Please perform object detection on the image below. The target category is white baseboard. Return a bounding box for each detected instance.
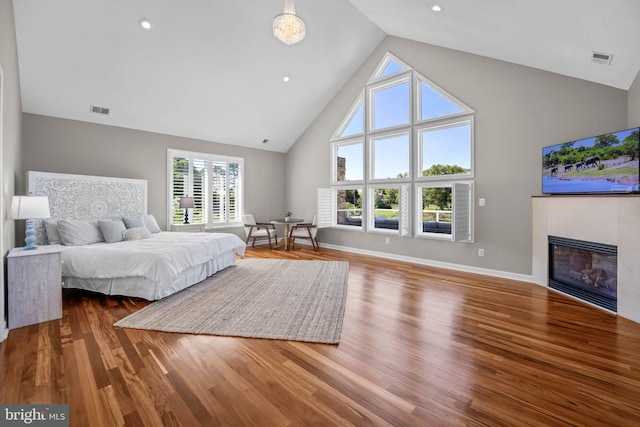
[317,242,535,284]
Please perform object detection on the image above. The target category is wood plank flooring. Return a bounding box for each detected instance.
[2,245,640,426]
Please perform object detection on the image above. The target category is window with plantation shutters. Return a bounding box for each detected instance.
[168,149,244,228]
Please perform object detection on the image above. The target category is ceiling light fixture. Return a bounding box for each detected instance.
[283,76,290,82]
[431,5,443,12]
[138,18,152,30]
[273,0,305,45]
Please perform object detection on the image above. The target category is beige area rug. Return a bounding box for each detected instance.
[114,259,349,344]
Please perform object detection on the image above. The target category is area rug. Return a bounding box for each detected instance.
[114,259,349,344]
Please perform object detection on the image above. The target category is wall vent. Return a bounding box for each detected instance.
[89,105,110,115]
[591,52,613,65]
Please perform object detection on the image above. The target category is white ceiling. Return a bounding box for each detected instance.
[13,0,640,153]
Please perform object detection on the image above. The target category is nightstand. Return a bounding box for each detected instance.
[8,245,63,329]
[170,223,205,233]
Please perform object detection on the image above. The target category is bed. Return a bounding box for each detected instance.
[28,171,246,300]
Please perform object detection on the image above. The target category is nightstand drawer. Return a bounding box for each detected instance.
[170,223,205,233]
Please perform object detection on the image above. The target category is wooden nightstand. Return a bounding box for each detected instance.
[8,245,63,329]
[170,223,206,233]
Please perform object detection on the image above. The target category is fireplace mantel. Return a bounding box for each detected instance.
[532,195,640,323]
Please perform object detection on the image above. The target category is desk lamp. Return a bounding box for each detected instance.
[179,196,195,224]
[11,196,51,250]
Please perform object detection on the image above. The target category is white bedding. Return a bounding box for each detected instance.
[61,231,246,300]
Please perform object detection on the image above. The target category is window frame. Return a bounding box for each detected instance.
[415,117,474,182]
[331,138,365,185]
[368,129,412,183]
[328,51,476,242]
[167,149,244,229]
[367,72,412,134]
[367,184,410,236]
[414,181,473,242]
[332,186,365,231]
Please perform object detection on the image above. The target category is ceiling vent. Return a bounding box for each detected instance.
[89,105,110,115]
[591,52,613,65]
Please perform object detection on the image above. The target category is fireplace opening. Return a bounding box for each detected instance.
[548,235,617,312]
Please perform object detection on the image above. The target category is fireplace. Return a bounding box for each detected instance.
[548,236,617,312]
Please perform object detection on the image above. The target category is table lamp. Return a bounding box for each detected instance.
[11,195,51,250]
[178,196,194,224]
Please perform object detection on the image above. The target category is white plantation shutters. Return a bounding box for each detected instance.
[317,188,332,228]
[228,161,242,222]
[399,184,410,237]
[168,149,244,228]
[211,161,226,224]
[453,182,473,243]
[192,158,207,223]
[172,157,189,224]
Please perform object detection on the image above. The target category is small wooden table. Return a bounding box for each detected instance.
[270,218,304,250]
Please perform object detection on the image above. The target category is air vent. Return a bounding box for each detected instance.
[89,105,110,115]
[591,52,613,65]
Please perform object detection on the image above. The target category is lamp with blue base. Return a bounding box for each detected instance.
[11,196,51,250]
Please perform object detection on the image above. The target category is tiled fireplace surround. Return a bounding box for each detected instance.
[532,196,640,323]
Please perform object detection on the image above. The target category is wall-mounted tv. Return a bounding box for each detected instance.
[542,127,640,194]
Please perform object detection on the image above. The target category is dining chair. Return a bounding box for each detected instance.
[289,215,319,251]
[243,214,278,249]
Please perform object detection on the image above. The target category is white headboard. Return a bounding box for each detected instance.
[27,171,148,243]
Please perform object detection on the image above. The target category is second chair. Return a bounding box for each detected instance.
[289,215,319,251]
[243,214,278,249]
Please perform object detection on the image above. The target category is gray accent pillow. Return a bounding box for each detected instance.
[144,214,162,234]
[123,216,145,229]
[57,219,105,246]
[44,220,61,244]
[123,226,152,241]
[98,219,127,243]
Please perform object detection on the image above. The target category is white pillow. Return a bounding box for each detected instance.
[123,216,145,229]
[57,219,105,246]
[123,226,152,241]
[144,214,162,234]
[98,219,127,243]
[44,220,61,244]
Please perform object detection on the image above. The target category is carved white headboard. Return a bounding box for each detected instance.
[27,171,148,243]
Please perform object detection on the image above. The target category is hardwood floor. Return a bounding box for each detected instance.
[2,245,640,426]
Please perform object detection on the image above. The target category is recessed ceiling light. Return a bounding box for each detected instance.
[283,76,290,82]
[138,18,152,30]
[431,5,443,12]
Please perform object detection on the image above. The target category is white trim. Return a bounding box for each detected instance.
[367,72,412,134]
[331,92,364,141]
[317,241,534,284]
[368,52,411,84]
[414,71,475,123]
[330,138,365,185]
[368,129,412,182]
[0,65,7,342]
[415,117,474,181]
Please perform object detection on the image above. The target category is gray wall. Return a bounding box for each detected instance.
[630,70,640,127]
[1,0,23,339]
[22,114,286,238]
[286,36,628,276]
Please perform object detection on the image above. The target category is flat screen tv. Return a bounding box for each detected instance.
[542,127,640,194]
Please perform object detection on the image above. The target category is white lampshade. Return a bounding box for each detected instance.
[178,196,195,209]
[10,196,51,220]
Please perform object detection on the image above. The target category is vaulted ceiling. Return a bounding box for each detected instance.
[13,0,640,153]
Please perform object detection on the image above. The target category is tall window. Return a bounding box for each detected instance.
[328,52,475,242]
[168,149,244,228]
